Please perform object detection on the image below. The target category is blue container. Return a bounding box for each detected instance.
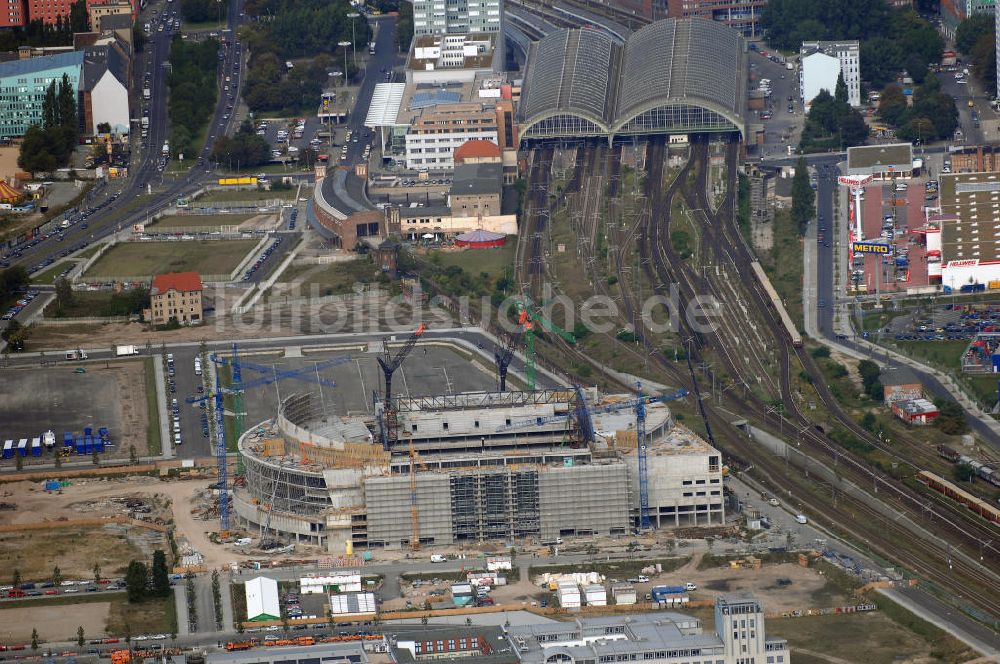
[44,480,60,491]
[31,440,41,457]
[98,427,109,441]
[75,436,85,455]
[95,439,105,453]
[63,432,73,447]
[84,426,93,437]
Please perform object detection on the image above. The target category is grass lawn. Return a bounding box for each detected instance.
[106,592,177,637]
[144,357,162,456]
[278,258,380,297]
[84,240,256,278]
[0,528,143,581]
[768,603,973,664]
[31,260,74,285]
[888,339,968,371]
[197,188,298,203]
[427,242,516,280]
[150,213,256,228]
[44,291,115,318]
[761,209,803,328]
[75,243,105,259]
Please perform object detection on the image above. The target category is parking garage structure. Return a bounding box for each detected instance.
[517,18,749,143]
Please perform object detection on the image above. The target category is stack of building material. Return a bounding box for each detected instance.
[451,583,474,606]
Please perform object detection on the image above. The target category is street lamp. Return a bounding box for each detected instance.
[338,41,352,86]
[347,12,360,66]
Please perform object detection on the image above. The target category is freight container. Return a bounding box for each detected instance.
[611,583,636,605]
[99,426,110,441]
[17,438,28,457]
[2,440,13,459]
[989,280,1000,290]
[584,584,607,606]
[95,438,105,453]
[75,436,86,455]
[557,580,581,608]
[63,432,73,447]
[115,345,139,356]
[30,438,41,457]
[42,430,55,448]
[84,426,92,437]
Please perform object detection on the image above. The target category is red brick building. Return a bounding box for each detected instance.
[665,0,765,38]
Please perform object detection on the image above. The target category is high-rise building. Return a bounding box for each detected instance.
[412,0,502,36]
[665,0,766,38]
[0,0,26,28]
[800,40,862,108]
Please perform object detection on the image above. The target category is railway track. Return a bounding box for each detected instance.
[515,141,1000,623]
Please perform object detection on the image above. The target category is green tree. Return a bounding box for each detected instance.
[934,398,969,435]
[971,32,997,92]
[18,125,58,173]
[94,562,101,583]
[92,448,100,465]
[395,0,413,51]
[151,549,170,597]
[69,0,88,32]
[953,462,975,482]
[791,157,814,234]
[12,569,21,587]
[878,84,907,126]
[125,560,149,603]
[51,277,78,312]
[51,565,62,586]
[77,626,85,647]
[834,72,848,106]
[30,628,38,650]
[42,81,57,129]
[956,12,994,54]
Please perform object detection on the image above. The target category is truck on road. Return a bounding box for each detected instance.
[65,349,88,360]
[143,88,151,100]
[115,345,139,356]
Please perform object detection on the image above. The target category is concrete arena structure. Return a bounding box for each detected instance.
[234,389,726,552]
[518,18,749,142]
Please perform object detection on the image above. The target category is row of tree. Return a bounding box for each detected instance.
[798,76,868,153]
[180,0,227,24]
[167,36,219,159]
[18,74,79,173]
[955,14,997,95]
[762,0,942,90]
[210,120,272,167]
[877,75,959,144]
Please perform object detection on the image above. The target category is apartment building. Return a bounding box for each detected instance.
[148,271,204,326]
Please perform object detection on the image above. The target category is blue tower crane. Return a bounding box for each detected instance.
[188,347,354,537]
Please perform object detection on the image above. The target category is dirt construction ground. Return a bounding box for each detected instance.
[0,362,147,465]
[0,477,252,569]
[2,602,111,641]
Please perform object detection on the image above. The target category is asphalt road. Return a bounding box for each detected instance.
[3,0,248,278]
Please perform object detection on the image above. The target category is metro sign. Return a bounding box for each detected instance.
[852,241,891,254]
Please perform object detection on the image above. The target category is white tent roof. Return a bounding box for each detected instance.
[245,576,280,620]
[365,83,407,127]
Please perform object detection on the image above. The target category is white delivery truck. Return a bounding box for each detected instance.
[143,88,151,100]
[115,345,139,356]
[65,349,88,360]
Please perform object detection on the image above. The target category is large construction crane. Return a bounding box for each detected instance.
[494,312,526,391]
[515,299,575,390]
[497,385,689,529]
[189,346,354,537]
[377,324,427,403]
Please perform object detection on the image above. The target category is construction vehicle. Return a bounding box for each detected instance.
[224,640,257,651]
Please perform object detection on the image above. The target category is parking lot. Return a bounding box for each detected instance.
[0,363,142,464]
[882,301,1000,341]
[851,179,933,294]
[256,116,325,163]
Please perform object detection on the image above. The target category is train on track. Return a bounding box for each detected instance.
[916,470,1000,524]
[749,261,802,347]
[936,445,1000,488]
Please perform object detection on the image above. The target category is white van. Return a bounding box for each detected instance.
[430,554,447,563]
[795,514,808,524]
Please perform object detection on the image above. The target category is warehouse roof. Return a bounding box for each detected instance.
[451,162,502,196]
[519,18,747,138]
[846,143,913,171]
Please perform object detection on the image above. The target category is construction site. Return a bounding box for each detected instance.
[227,328,727,553]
